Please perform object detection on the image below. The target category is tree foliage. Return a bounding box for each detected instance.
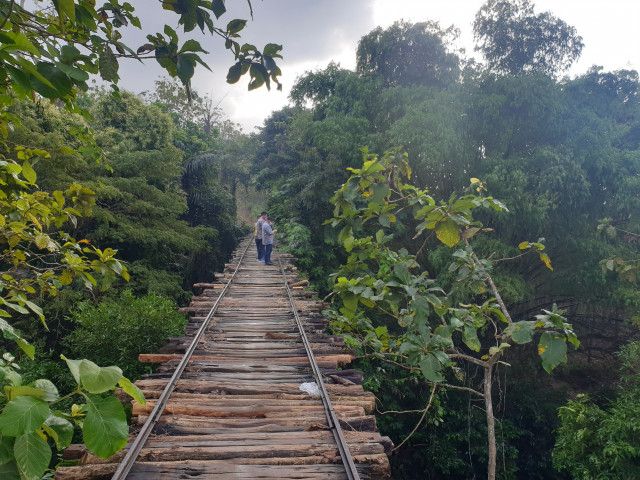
[473,0,583,77]
[325,149,578,479]
[145,77,240,137]
[553,341,640,479]
[356,20,461,88]
[0,1,282,476]
[0,152,129,351]
[0,0,281,101]
[259,11,640,476]
[65,290,187,379]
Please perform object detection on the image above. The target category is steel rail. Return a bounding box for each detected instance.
[276,248,362,480]
[111,239,253,480]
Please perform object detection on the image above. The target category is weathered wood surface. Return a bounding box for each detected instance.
[55,244,391,479]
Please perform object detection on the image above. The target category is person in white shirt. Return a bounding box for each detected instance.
[262,216,276,265]
[255,211,267,262]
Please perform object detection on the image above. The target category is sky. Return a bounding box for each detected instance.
[118,0,640,132]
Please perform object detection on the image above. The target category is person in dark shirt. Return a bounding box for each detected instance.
[255,211,267,262]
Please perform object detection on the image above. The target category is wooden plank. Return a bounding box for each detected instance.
[56,457,390,480]
[56,245,390,480]
[134,414,378,432]
[138,353,355,365]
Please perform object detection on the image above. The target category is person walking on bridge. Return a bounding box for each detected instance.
[255,211,267,262]
[262,216,276,266]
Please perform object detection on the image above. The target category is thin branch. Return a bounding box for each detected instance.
[372,356,419,371]
[492,250,534,263]
[465,239,513,325]
[357,352,409,361]
[392,383,438,451]
[489,315,498,338]
[431,381,485,397]
[358,352,486,396]
[0,0,15,30]
[611,226,640,238]
[415,233,430,259]
[375,304,402,323]
[448,352,489,368]
[377,407,433,415]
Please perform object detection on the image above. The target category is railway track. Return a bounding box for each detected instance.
[55,239,392,479]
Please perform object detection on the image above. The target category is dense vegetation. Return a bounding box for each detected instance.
[0,0,637,478]
[251,3,640,479]
[0,0,274,477]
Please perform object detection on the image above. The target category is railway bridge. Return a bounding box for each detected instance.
[55,239,392,480]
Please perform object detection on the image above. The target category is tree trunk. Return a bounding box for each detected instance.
[484,360,497,480]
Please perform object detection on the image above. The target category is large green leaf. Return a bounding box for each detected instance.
[0,460,19,480]
[419,353,444,382]
[55,63,90,82]
[82,394,128,458]
[370,182,390,203]
[263,43,283,58]
[21,160,36,185]
[0,31,40,55]
[79,360,122,394]
[176,55,195,84]
[0,367,22,387]
[0,434,15,465]
[0,397,49,437]
[30,62,73,99]
[60,45,83,63]
[99,45,119,82]
[248,63,266,90]
[505,321,535,344]
[33,379,59,402]
[179,39,206,54]
[55,0,76,22]
[412,295,430,325]
[210,0,226,19]
[343,234,354,252]
[61,356,82,385]
[15,339,34,360]
[44,415,73,449]
[462,326,481,351]
[0,319,34,359]
[435,219,460,247]
[5,64,32,96]
[0,319,24,342]
[226,19,247,34]
[342,293,357,314]
[118,378,145,406]
[538,332,567,373]
[3,386,46,402]
[393,263,411,285]
[14,432,51,480]
[226,61,242,84]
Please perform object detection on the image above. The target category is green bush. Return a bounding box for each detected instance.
[553,341,640,480]
[65,290,187,379]
[276,220,338,295]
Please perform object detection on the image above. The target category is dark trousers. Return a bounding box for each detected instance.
[264,244,273,264]
[255,238,264,260]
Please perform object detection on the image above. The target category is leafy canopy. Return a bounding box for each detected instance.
[473,0,583,77]
[326,148,579,480]
[327,149,578,381]
[356,20,461,88]
[0,0,282,104]
[553,341,640,480]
